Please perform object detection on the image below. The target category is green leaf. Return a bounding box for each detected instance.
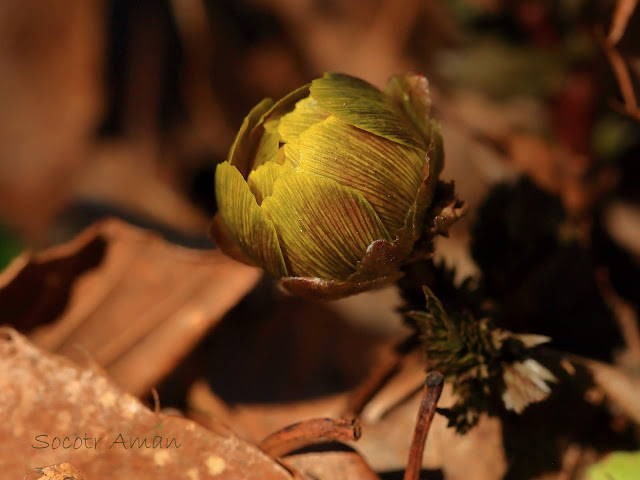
[228,98,275,177]
[262,173,391,280]
[297,116,426,236]
[0,223,22,270]
[310,73,424,150]
[422,285,448,324]
[587,451,640,480]
[214,162,287,277]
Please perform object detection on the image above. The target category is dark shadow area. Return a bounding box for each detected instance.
[0,235,106,332]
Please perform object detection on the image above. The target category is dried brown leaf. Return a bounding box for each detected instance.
[74,143,211,235]
[0,329,292,479]
[0,218,261,396]
[284,451,380,480]
[189,348,507,479]
[27,463,84,480]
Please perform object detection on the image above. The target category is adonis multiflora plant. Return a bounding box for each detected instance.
[211,72,555,435]
[210,73,464,299]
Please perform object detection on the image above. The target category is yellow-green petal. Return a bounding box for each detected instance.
[247,158,294,205]
[384,73,433,146]
[279,96,330,143]
[215,162,287,277]
[262,173,391,280]
[278,96,330,168]
[310,73,423,149]
[228,98,275,177]
[298,116,426,236]
[248,85,311,171]
[252,119,281,169]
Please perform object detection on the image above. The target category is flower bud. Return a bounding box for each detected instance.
[210,72,449,299]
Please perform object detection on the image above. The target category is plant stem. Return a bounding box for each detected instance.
[260,417,361,458]
[404,371,444,480]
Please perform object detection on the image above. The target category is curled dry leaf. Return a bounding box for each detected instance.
[0,218,261,396]
[0,329,293,479]
[27,463,84,480]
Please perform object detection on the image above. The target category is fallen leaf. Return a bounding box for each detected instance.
[73,142,211,236]
[27,463,84,480]
[188,348,508,479]
[285,450,380,480]
[0,218,261,396]
[0,328,292,479]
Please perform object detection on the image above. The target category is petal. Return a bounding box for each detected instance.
[252,119,281,169]
[428,120,445,177]
[247,158,294,205]
[279,96,330,143]
[228,98,275,177]
[208,214,254,265]
[298,116,426,236]
[214,162,287,277]
[384,73,433,146]
[282,140,301,169]
[261,173,391,280]
[279,96,330,168]
[248,85,311,171]
[310,73,424,149]
[392,125,446,251]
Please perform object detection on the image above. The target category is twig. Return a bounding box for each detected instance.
[608,0,638,45]
[570,354,640,424]
[596,269,640,358]
[260,418,361,458]
[150,387,161,415]
[404,371,444,480]
[598,26,640,122]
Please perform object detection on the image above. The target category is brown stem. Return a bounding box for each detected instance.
[260,417,361,458]
[404,371,444,480]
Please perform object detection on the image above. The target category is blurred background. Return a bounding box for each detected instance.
[2,2,640,477]
[2,0,640,379]
[0,0,637,259]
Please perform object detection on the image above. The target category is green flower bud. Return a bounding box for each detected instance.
[210,73,446,299]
